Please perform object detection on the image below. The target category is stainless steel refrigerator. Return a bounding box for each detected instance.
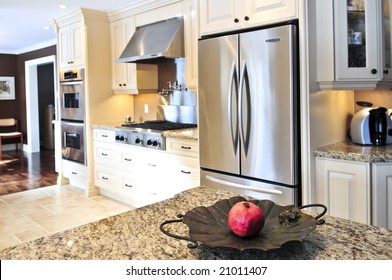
[198,23,299,206]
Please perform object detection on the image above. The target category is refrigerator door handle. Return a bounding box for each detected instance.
[239,62,251,156]
[228,61,238,155]
[206,175,283,195]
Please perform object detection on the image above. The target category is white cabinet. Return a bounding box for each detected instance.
[372,163,392,230]
[93,128,200,207]
[110,16,138,94]
[316,0,392,89]
[58,21,84,69]
[62,159,88,190]
[316,158,371,225]
[184,0,198,91]
[199,0,298,36]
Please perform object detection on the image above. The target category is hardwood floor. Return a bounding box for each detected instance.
[0,149,58,196]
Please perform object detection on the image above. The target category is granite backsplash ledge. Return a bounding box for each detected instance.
[313,141,392,163]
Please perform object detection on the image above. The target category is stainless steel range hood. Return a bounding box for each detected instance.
[116,17,184,64]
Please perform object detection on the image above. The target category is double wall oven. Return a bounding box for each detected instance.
[59,68,86,165]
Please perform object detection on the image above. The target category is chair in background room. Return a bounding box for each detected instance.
[0,118,23,160]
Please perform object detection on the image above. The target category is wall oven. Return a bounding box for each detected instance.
[59,68,85,121]
[61,120,85,165]
[59,68,86,165]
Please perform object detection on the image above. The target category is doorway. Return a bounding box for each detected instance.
[25,55,57,149]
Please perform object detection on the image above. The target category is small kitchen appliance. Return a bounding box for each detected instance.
[350,107,392,145]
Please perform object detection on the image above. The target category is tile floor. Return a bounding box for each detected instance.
[0,184,134,251]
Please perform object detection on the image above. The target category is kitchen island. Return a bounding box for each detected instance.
[1,186,392,260]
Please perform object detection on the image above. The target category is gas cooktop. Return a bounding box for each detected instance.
[115,121,197,150]
[121,120,197,132]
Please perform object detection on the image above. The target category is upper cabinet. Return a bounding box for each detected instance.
[199,0,298,36]
[184,0,198,92]
[58,21,84,69]
[317,0,392,90]
[110,16,138,94]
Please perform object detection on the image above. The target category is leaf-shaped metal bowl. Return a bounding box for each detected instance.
[160,196,327,251]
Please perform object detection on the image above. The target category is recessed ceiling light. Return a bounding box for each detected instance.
[59,4,67,9]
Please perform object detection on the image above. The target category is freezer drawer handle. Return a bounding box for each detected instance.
[206,175,283,195]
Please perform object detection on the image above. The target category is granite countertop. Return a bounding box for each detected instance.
[314,141,392,163]
[91,123,198,141]
[1,186,392,260]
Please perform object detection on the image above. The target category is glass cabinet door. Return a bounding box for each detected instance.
[383,0,392,80]
[334,0,380,80]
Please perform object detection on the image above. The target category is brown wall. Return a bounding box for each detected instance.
[0,45,56,143]
[0,54,18,120]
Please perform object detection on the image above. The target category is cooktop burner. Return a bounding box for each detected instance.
[121,120,197,131]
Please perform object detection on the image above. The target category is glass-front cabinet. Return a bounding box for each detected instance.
[383,0,392,80]
[334,0,379,80]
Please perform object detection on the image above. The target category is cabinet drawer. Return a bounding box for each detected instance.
[94,142,117,167]
[63,160,87,182]
[93,129,115,143]
[166,138,199,157]
[94,165,118,191]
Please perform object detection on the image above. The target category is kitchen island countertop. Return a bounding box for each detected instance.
[1,186,392,260]
[314,141,392,163]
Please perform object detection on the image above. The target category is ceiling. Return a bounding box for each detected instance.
[0,0,144,54]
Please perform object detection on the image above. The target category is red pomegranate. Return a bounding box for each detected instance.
[228,201,265,237]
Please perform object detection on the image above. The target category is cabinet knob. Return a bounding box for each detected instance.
[234,18,239,23]
[384,69,389,75]
[371,69,377,74]
[244,16,249,21]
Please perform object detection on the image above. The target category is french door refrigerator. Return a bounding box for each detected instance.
[198,23,300,206]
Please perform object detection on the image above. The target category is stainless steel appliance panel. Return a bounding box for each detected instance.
[198,34,240,175]
[240,25,298,185]
[61,121,85,165]
[60,81,85,121]
[201,170,296,206]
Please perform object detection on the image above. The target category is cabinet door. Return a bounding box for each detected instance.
[199,0,242,36]
[243,0,297,28]
[334,0,380,80]
[110,17,137,93]
[372,163,392,230]
[184,0,198,92]
[382,0,392,80]
[316,158,371,224]
[58,22,84,69]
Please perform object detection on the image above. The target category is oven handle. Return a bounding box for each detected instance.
[60,81,83,86]
[61,120,84,127]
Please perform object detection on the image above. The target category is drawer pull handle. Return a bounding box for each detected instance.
[181,170,191,174]
[148,163,157,167]
[101,134,108,138]
[72,172,77,175]
[125,184,132,188]
[124,158,132,161]
[181,146,192,150]
[102,176,109,180]
[101,153,108,156]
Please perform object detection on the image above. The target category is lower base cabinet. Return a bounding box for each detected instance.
[93,129,200,208]
[316,157,392,229]
[316,158,371,225]
[372,163,392,230]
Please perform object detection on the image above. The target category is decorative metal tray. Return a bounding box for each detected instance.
[160,196,327,251]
